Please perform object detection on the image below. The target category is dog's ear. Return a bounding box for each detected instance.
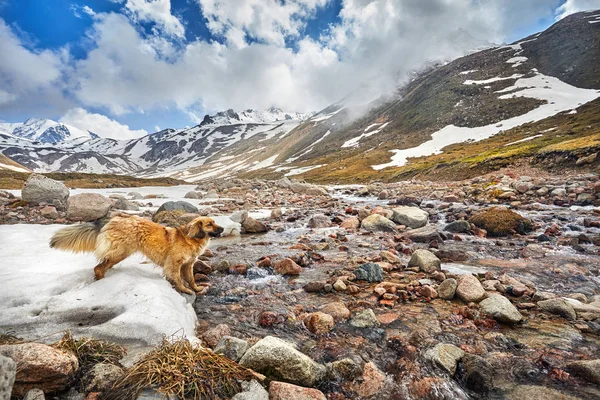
[186,220,206,239]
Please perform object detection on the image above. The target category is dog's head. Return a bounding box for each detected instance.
[185,217,224,239]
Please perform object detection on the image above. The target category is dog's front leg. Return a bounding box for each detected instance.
[181,261,203,293]
[164,257,194,295]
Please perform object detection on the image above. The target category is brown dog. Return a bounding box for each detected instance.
[49,214,223,294]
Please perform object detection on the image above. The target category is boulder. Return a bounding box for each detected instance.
[425,343,465,375]
[242,217,268,233]
[565,359,600,384]
[537,298,577,320]
[353,263,383,283]
[0,354,16,400]
[113,197,140,211]
[152,210,188,227]
[360,214,397,233]
[403,226,442,243]
[350,309,380,328]
[307,214,331,229]
[239,336,326,387]
[0,343,78,396]
[269,382,326,400]
[289,182,328,196]
[231,380,268,400]
[21,174,69,208]
[438,278,458,300]
[83,363,123,392]
[444,220,471,233]
[67,193,112,221]
[479,295,523,324]
[274,258,302,275]
[349,362,385,398]
[391,206,429,228]
[184,191,202,199]
[214,336,249,362]
[407,249,441,273]
[456,274,486,303]
[156,201,199,214]
[304,312,335,334]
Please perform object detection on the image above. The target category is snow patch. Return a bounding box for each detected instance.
[459,69,478,75]
[463,74,524,85]
[342,122,389,148]
[249,154,279,171]
[504,134,543,146]
[283,164,326,176]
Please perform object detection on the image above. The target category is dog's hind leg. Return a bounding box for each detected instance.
[181,261,202,293]
[93,252,129,280]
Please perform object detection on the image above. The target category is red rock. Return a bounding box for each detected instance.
[304,312,335,334]
[350,362,385,398]
[194,273,209,282]
[193,260,213,274]
[420,286,438,298]
[202,324,230,348]
[377,313,399,324]
[229,264,248,275]
[269,381,326,400]
[274,258,303,275]
[257,257,272,268]
[320,302,351,321]
[259,311,283,327]
[340,216,360,229]
[379,299,396,307]
[203,248,215,257]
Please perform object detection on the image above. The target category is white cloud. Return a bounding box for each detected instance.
[123,0,185,37]
[60,108,148,139]
[555,0,600,19]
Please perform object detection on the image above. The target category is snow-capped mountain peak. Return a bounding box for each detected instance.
[200,107,314,126]
[0,118,95,143]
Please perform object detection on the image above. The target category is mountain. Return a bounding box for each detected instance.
[0,118,97,143]
[200,107,314,126]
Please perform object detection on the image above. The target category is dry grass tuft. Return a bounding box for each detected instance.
[469,207,533,237]
[0,333,23,345]
[104,338,257,400]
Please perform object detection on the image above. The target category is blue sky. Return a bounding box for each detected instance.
[0,0,596,139]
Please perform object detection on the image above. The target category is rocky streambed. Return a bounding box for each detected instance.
[1,171,600,399]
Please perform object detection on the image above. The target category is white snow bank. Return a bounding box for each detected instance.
[279,164,326,176]
[342,122,389,148]
[0,225,198,345]
[504,134,543,146]
[459,69,478,75]
[0,162,29,173]
[374,72,600,170]
[463,74,523,85]
[249,154,279,171]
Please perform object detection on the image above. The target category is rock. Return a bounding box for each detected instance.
[22,389,44,400]
[67,193,112,221]
[565,359,600,384]
[156,201,199,214]
[128,192,143,200]
[340,216,360,229]
[113,197,140,211]
[21,174,69,208]
[391,206,429,228]
[349,362,385,398]
[202,324,231,348]
[242,217,268,233]
[550,188,567,197]
[307,214,331,228]
[438,278,458,300]
[288,182,328,196]
[0,343,78,396]
[420,286,438,298]
[380,250,402,264]
[205,189,219,199]
[479,295,523,324]
[304,312,335,334]
[505,385,580,400]
[152,210,188,227]
[40,205,59,219]
[0,354,16,400]
[214,336,249,362]
[330,358,363,381]
[320,302,350,321]
[231,210,249,224]
[403,226,442,243]
[425,343,465,375]
[353,263,383,282]
[458,354,494,393]
[211,216,242,236]
[274,258,302,275]
[444,220,471,233]
[83,363,123,392]
[469,208,533,237]
[184,191,202,199]
[360,214,397,233]
[239,336,326,387]
[270,208,283,219]
[333,279,347,292]
[407,249,441,273]
[231,380,268,400]
[269,382,326,400]
[537,298,577,320]
[456,274,486,303]
[350,309,380,328]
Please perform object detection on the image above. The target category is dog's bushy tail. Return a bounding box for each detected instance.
[50,219,107,253]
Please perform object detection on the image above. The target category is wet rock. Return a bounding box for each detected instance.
[350,309,380,328]
[360,214,397,233]
[246,267,269,280]
[40,205,59,219]
[259,311,283,327]
[242,217,268,233]
[304,282,326,293]
[231,380,268,400]
[458,354,493,393]
[274,258,302,276]
[22,389,44,400]
[231,210,248,224]
[333,279,347,292]
[391,206,428,228]
[456,274,486,303]
[0,354,16,400]
[214,336,249,362]
[271,208,283,219]
[113,198,140,211]
[320,302,351,321]
[67,193,112,221]
[505,385,580,400]
[407,249,441,273]
[537,298,577,320]
[349,362,385,398]
[239,336,326,387]
[340,216,360,229]
[304,312,335,334]
[403,225,442,243]
[0,343,78,396]
[269,381,326,400]
[307,214,332,229]
[353,263,383,283]
[438,278,458,300]
[156,201,199,214]
[83,363,123,392]
[425,343,465,375]
[565,359,600,384]
[330,358,363,381]
[479,295,523,324]
[468,208,533,237]
[444,220,471,233]
[202,324,231,348]
[21,174,69,208]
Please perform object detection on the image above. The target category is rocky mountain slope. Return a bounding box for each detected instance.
[0,118,97,143]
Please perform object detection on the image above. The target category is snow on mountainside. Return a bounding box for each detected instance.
[200,107,313,126]
[0,118,97,143]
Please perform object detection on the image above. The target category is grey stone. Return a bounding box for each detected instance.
[67,193,112,221]
[184,191,202,199]
[23,389,44,400]
[21,174,69,208]
[156,201,199,214]
[438,278,458,300]
[0,355,16,400]
[231,380,268,400]
[407,249,441,273]
[444,220,471,233]
[565,359,600,384]
[479,295,523,324]
[425,343,465,375]
[353,263,383,283]
[239,336,326,387]
[391,206,429,228]
[242,217,268,233]
[214,336,249,362]
[360,214,397,233]
[538,298,577,320]
[307,214,331,228]
[456,274,486,303]
[349,309,380,328]
[231,210,249,224]
[113,197,140,211]
[83,363,124,392]
[403,225,442,243]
